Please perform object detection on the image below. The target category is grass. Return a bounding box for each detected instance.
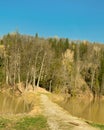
[0,117,10,129]
[0,115,49,130]
[87,122,104,130]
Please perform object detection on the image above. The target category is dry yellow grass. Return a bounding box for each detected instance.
[22,90,42,116]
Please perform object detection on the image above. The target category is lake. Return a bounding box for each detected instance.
[58,98,104,124]
[0,92,32,114]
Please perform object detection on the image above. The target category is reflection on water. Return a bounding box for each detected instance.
[59,98,104,124]
[0,92,32,114]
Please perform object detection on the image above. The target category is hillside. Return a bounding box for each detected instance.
[0,33,104,100]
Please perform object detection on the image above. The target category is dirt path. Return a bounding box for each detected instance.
[40,94,99,130]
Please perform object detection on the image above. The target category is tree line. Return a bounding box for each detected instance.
[0,32,104,98]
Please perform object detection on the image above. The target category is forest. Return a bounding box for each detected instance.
[0,32,104,99]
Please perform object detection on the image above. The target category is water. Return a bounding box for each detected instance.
[0,92,32,114]
[59,98,104,124]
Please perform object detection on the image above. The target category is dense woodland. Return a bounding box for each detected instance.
[0,32,104,99]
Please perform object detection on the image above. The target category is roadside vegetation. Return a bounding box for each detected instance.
[88,122,104,130]
[0,115,48,130]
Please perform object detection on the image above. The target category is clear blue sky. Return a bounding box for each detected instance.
[0,0,104,43]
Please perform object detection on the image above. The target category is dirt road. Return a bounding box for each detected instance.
[40,94,99,130]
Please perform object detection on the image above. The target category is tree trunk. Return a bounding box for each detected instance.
[37,53,46,87]
[33,51,39,89]
[91,68,96,100]
[18,69,20,83]
[6,71,9,85]
[49,80,52,92]
[13,72,16,86]
[33,69,36,89]
[26,72,29,90]
[17,55,21,83]
[5,58,9,85]
[91,69,95,91]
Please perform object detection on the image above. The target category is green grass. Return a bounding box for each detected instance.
[0,117,10,129]
[0,115,49,130]
[14,115,48,130]
[88,122,104,130]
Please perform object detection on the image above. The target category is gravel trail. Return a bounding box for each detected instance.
[40,94,99,130]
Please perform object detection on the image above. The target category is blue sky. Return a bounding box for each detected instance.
[0,0,104,43]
